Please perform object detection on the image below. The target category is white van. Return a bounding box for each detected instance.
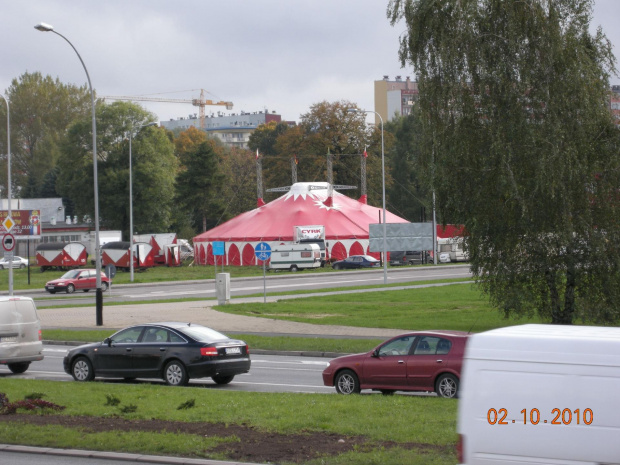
[269,243,321,272]
[0,296,44,374]
[457,324,620,464]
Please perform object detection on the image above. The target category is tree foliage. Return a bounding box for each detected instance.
[0,72,90,197]
[176,139,225,232]
[385,109,431,222]
[254,101,391,206]
[56,102,177,238]
[389,0,620,324]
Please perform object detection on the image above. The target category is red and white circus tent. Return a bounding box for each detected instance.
[193,182,410,266]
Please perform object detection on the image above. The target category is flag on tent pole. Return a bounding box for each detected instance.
[256,148,259,159]
[363,146,368,158]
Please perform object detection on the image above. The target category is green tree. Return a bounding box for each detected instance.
[0,72,90,197]
[389,0,620,324]
[218,147,257,219]
[271,101,390,206]
[176,139,225,232]
[385,109,431,222]
[57,102,177,238]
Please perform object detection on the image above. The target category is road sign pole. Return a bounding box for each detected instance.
[254,242,271,304]
[263,260,267,303]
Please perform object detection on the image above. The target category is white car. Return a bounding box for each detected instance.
[0,256,29,269]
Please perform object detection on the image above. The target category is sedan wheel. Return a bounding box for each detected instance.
[333,264,340,270]
[72,356,95,382]
[164,360,189,386]
[66,284,75,294]
[19,264,25,269]
[436,374,459,398]
[101,282,109,291]
[212,374,235,385]
[335,369,360,395]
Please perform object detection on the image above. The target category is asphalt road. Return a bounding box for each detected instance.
[20,265,472,306]
[0,344,334,394]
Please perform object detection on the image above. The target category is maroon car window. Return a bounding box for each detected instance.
[378,336,415,356]
[413,336,452,355]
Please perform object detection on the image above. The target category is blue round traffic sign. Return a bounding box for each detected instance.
[254,242,272,261]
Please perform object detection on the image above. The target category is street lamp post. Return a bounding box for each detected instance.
[35,22,104,325]
[128,122,157,282]
[1,94,13,295]
[348,108,388,285]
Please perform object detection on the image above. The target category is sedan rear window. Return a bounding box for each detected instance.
[179,325,229,342]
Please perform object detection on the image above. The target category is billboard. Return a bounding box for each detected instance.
[0,210,42,239]
[369,223,434,252]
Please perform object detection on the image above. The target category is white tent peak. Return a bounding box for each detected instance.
[281,182,331,202]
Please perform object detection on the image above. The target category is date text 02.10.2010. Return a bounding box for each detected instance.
[487,408,593,426]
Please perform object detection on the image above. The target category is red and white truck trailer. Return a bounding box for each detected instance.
[35,242,88,271]
[101,241,155,271]
[133,233,180,266]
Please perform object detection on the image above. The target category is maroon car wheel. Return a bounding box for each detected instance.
[436,373,459,398]
[335,369,360,395]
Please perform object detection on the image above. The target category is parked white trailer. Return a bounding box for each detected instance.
[457,324,620,464]
[293,225,327,266]
[437,237,468,262]
[269,243,321,272]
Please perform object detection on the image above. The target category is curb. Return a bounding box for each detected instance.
[0,444,267,465]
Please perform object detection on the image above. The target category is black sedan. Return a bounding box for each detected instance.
[331,255,380,270]
[63,322,250,386]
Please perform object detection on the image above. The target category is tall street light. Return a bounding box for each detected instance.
[348,108,388,285]
[128,122,157,282]
[0,94,13,295]
[35,22,104,325]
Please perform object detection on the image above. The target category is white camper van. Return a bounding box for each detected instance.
[0,296,44,374]
[269,243,321,272]
[457,324,620,464]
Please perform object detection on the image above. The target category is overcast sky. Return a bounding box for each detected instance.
[2,1,619,124]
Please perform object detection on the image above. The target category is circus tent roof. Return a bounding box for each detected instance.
[193,182,409,243]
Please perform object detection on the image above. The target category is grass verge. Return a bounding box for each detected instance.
[42,329,383,354]
[0,379,458,464]
[215,282,542,333]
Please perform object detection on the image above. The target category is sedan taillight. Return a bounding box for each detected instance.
[200,347,218,356]
[245,344,250,354]
[38,330,42,341]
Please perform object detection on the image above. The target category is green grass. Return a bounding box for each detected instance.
[0,379,457,464]
[215,282,543,332]
[42,329,383,354]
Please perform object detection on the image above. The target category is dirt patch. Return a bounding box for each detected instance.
[0,413,448,463]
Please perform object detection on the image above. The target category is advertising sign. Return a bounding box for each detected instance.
[0,210,42,239]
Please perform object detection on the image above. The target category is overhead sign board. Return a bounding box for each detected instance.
[254,242,272,261]
[0,210,42,239]
[369,223,434,252]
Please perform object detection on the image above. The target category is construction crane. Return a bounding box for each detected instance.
[101,89,233,129]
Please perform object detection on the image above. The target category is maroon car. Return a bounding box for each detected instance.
[322,330,469,398]
[45,269,110,294]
